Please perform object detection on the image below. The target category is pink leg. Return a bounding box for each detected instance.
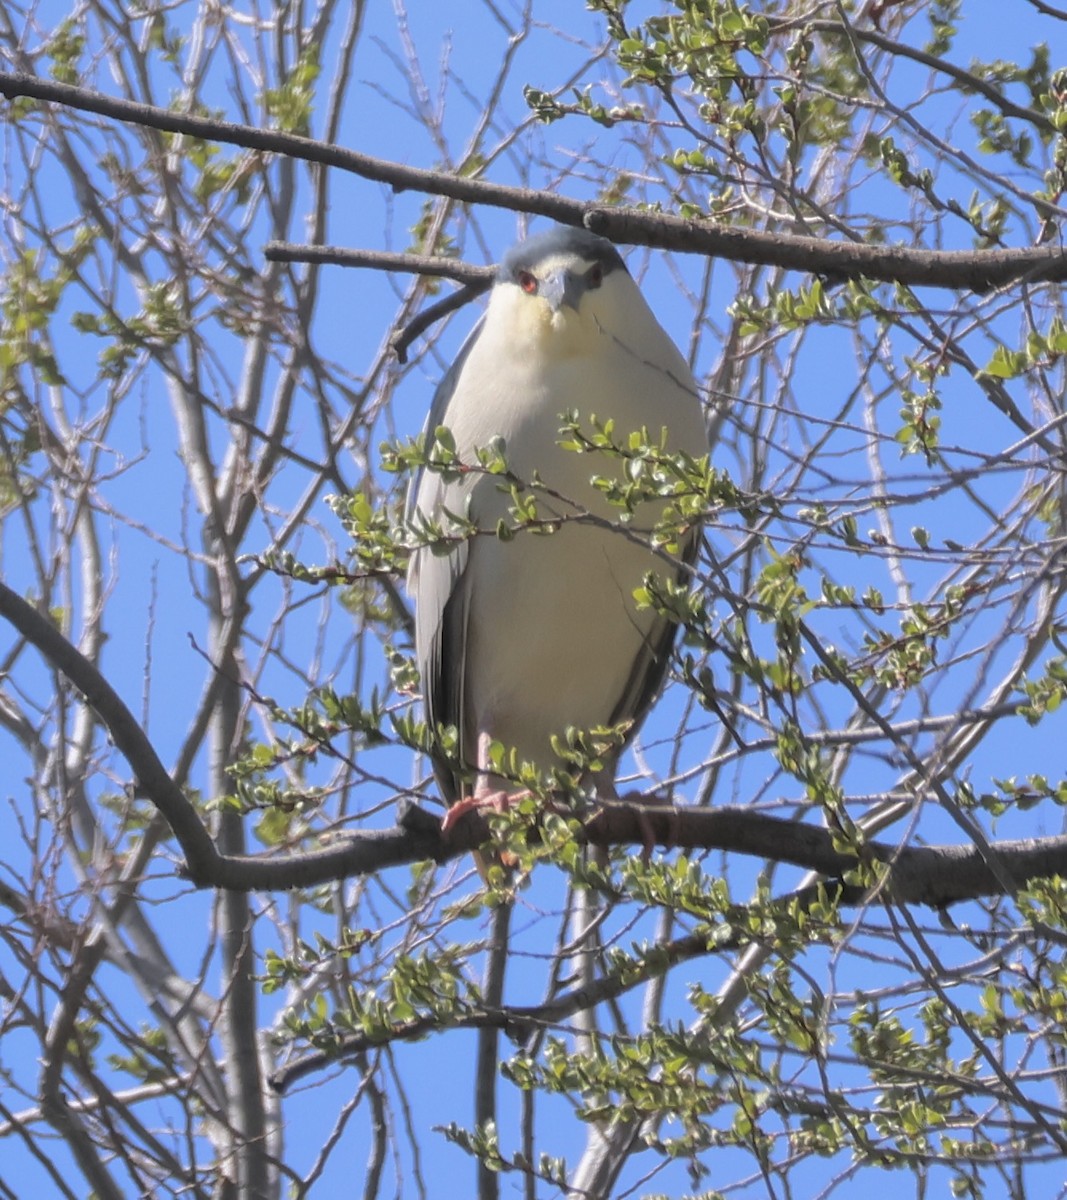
[588,771,675,865]
[440,732,530,838]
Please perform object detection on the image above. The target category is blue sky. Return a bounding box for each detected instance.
[2,2,1066,1197]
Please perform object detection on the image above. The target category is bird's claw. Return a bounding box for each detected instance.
[440,789,530,839]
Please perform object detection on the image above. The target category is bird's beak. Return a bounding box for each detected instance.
[540,268,585,314]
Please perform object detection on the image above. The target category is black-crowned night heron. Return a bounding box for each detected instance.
[408,225,706,836]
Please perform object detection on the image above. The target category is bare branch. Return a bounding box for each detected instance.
[264,242,494,287]
[0,581,219,873]
[2,71,1066,290]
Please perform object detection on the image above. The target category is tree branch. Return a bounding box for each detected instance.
[1,574,1060,907]
[0,581,220,874]
[171,797,1067,906]
[767,17,1055,137]
[268,924,719,1094]
[264,242,494,287]
[271,812,1035,1097]
[2,70,1065,291]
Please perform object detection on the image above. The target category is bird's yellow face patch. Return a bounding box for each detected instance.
[495,251,615,356]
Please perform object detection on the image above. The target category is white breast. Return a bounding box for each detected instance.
[413,271,706,778]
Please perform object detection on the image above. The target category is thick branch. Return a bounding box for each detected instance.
[2,581,1062,907]
[0,582,219,873]
[171,796,1067,908]
[583,802,1066,906]
[269,797,1060,1094]
[175,797,1067,905]
[2,71,1065,290]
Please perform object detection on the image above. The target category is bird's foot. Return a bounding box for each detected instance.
[632,793,681,864]
[584,792,680,865]
[440,789,531,839]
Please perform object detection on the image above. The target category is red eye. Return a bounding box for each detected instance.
[517,270,538,294]
[588,264,603,288]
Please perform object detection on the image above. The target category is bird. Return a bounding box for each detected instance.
[407,224,707,846]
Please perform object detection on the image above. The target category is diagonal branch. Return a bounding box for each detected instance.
[0,581,219,873]
[1,71,1065,290]
[268,924,720,1094]
[3,577,1064,905]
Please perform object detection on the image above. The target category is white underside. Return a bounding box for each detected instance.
[412,272,707,777]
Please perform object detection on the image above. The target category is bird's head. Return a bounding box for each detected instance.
[489,226,633,354]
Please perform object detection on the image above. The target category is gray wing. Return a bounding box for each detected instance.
[405,316,485,523]
[407,318,486,803]
[609,381,709,743]
[607,523,702,749]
